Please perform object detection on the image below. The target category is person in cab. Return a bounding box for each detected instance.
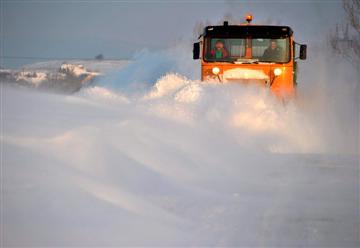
[211,40,229,59]
[262,40,282,61]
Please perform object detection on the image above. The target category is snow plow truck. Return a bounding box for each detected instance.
[193,15,307,99]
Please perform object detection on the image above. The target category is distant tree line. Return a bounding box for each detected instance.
[330,0,360,74]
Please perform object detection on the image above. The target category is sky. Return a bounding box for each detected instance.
[1,0,345,68]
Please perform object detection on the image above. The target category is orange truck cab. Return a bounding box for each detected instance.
[193,15,307,99]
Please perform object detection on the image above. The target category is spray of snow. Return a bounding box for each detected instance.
[79,86,130,104]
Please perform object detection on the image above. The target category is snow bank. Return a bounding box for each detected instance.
[22,59,129,73]
[0,60,129,93]
[16,71,48,87]
[59,63,90,77]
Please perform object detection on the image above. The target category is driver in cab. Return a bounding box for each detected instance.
[210,40,229,59]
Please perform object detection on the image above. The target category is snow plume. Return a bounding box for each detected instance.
[93,43,199,95]
[137,75,320,153]
[77,42,358,154]
[296,44,359,154]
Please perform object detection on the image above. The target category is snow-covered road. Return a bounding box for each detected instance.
[2,82,359,246]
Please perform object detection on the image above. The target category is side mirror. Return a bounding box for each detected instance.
[299,44,307,60]
[193,42,200,60]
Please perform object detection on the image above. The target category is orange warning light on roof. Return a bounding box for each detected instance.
[246,14,253,23]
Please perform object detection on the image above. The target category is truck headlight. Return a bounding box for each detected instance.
[212,67,220,75]
[274,68,282,76]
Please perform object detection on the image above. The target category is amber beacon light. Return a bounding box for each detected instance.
[246,14,253,23]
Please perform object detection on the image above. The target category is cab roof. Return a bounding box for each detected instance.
[203,24,293,38]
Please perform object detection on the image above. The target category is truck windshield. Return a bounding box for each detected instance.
[204,37,290,63]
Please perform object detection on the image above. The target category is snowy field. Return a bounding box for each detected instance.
[1,45,359,246]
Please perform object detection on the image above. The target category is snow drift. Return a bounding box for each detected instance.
[2,43,359,246]
[0,60,129,93]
